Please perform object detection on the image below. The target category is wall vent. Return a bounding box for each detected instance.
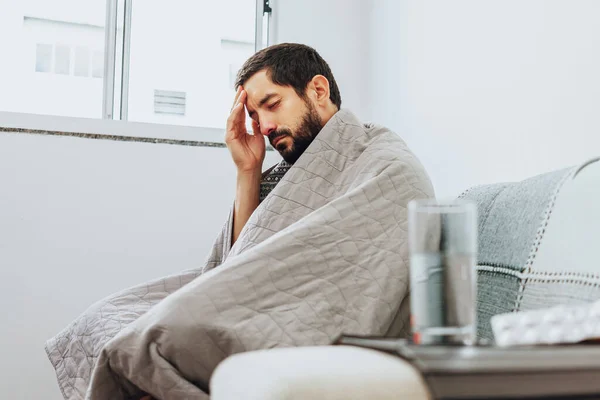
[154,90,186,115]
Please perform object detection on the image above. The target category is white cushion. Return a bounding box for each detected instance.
[210,346,430,400]
[517,157,600,313]
[531,157,600,275]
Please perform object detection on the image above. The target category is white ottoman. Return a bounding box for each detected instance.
[210,346,431,400]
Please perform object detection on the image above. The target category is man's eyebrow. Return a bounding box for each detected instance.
[247,93,278,121]
[259,93,278,107]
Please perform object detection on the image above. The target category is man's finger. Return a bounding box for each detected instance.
[231,86,243,110]
[225,102,247,142]
[230,91,247,116]
[237,90,247,110]
[226,103,244,128]
[230,86,242,110]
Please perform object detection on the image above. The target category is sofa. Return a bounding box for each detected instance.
[209,156,600,399]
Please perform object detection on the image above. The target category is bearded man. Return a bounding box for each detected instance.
[45,43,434,400]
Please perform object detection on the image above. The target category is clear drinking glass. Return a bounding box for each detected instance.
[408,199,478,345]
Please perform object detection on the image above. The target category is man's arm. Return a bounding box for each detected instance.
[225,87,266,245]
[232,169,261,244]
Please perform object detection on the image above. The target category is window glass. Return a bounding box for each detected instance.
[126,0,256,128]
[0,0,105,118]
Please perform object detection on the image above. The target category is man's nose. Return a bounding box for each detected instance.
[259,119,276,137]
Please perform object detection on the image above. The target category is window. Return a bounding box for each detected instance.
[92,50,104,79]
[74,46,91,77]
[35,43,53,72]
[34,43,100,78]
[0,0,271,125]
[54,44,71,75]
[0,3,107,118]
[124,0,258,128]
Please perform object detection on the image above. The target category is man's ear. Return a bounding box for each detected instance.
[307,75,331,105]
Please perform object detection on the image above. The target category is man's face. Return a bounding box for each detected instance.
[243,70,323,164]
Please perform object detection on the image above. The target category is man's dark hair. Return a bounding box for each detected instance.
[235,43,342,109]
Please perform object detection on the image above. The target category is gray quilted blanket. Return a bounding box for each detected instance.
[45,109,434,400]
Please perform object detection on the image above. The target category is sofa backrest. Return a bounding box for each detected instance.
[460,157,600,341]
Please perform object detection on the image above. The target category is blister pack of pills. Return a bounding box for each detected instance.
[491,300,600,347]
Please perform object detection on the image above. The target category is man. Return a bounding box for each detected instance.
[45,43,434,400]
[226,43,341,246]
[200,43,352,275]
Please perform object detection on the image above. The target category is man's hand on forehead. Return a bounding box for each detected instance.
[232,86,259,126]
[225,86,265,173]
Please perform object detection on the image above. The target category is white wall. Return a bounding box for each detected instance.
[0,134,221,399]
[0,125,280,399]
[272,0,373,122]
[369,0,600,197]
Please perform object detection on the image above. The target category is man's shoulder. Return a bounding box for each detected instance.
[335,109,405,142]
[363,122,409,150]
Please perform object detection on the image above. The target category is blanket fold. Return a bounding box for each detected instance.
[46,109,434,400]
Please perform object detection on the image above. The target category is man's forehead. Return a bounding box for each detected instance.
[243,70,279,104]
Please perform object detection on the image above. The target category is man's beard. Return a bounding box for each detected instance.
[268,102,323,164]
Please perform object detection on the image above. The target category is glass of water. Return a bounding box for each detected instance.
[408,199,478,346]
